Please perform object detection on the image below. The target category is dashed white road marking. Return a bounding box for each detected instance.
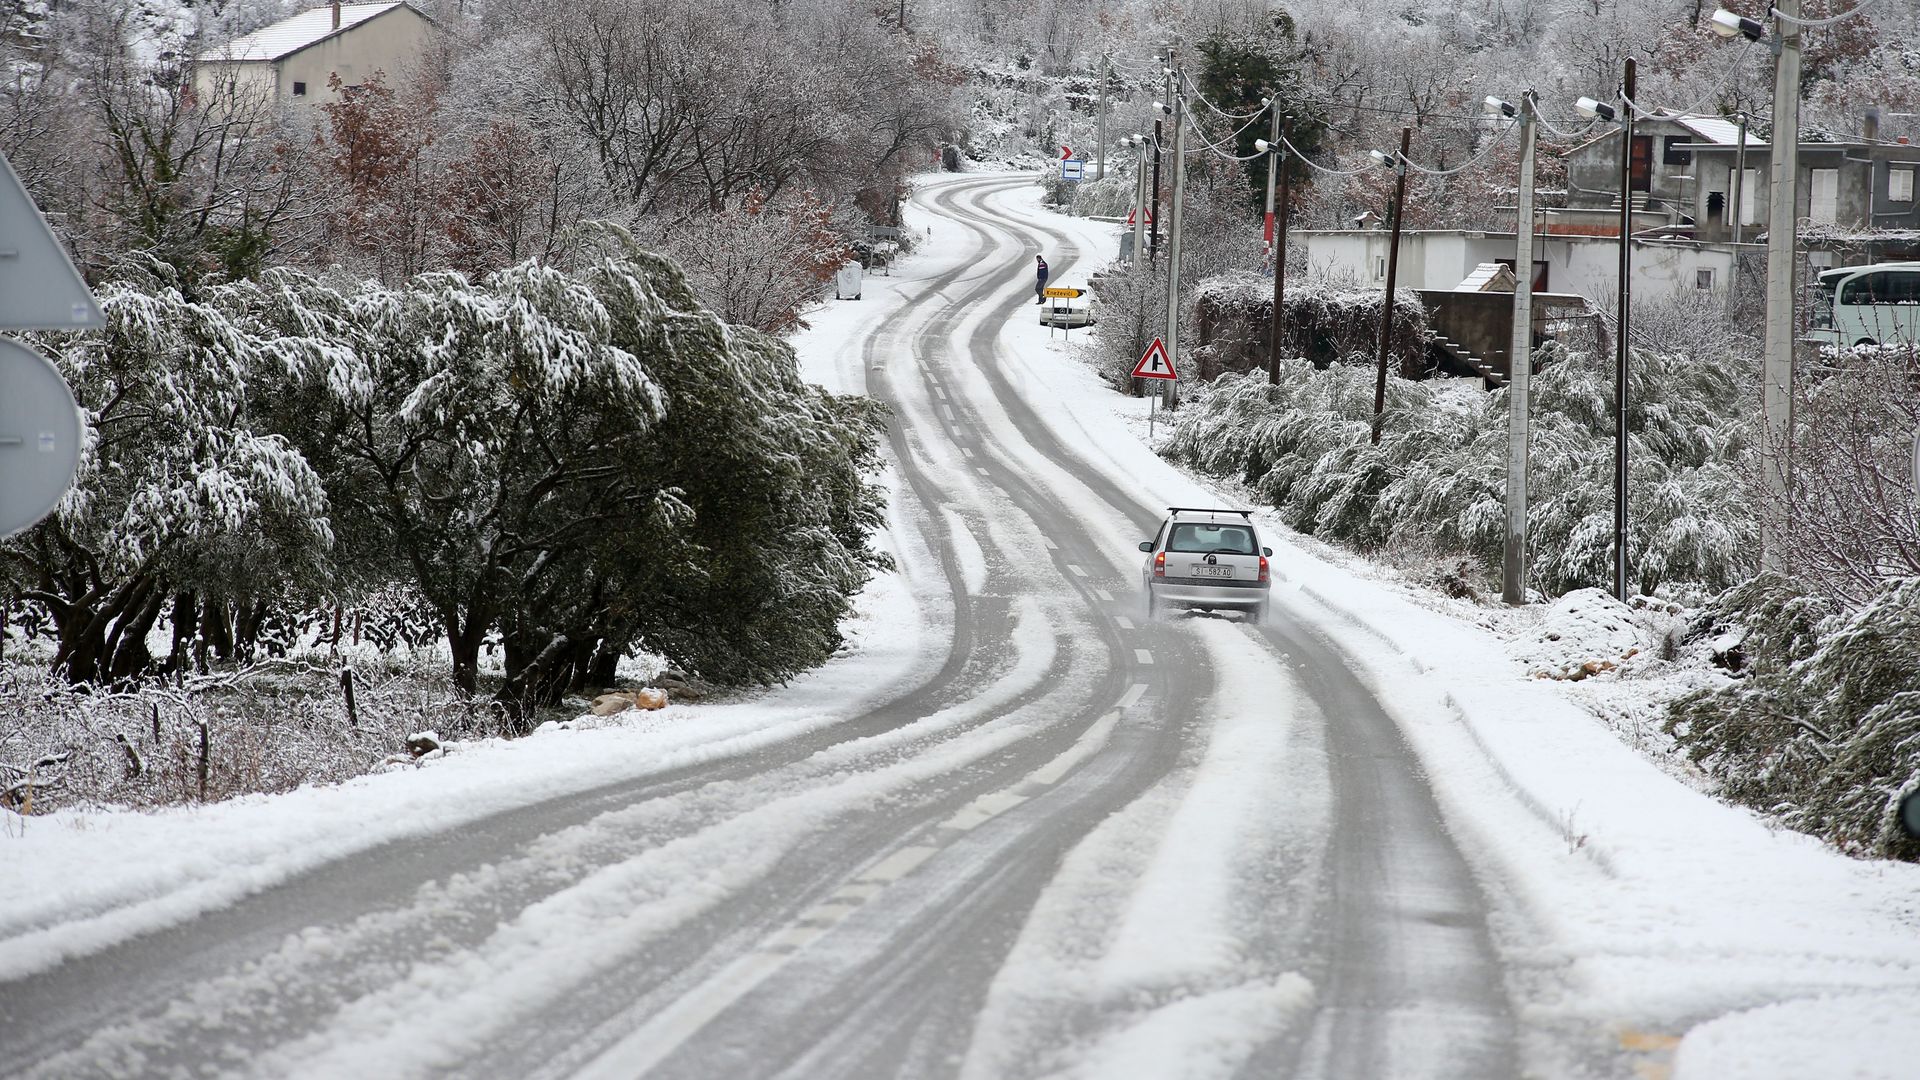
[1118,682,1148,708]
[934,386,948,400]
[940,791,1031,832]
[829,882,884,903]
[763,925,829,951]
[974,466,991,478]
[1025,711,1121,786]
[574,952,787,1079]
[1114,615,1136,630]
[1068,564,1089,578]
[857,845,939,884]
[1041,537,1058,551]
[798,902,861,924]
[961,446,975,458]
[1093,587,1113,602]
[1134,648,1154,665]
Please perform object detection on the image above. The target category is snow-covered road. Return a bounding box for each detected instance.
[5,173,1920,1080]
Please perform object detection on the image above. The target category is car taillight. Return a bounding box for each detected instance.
[1153,550,1166,577]
[1258,555,1269,583]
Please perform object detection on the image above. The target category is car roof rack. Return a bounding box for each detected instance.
[1167,506,1253,518]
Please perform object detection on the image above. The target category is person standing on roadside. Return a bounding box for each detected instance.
[1035,255,1049,304]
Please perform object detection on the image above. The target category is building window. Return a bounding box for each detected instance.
[1374,256,1386,280]
[1707,190,1726,224]
[1629,135,1653,192]
[1892,167,1916,203]
[292,81,307,96]
[1662,135,1692,166]
[1809,167,1839,224]
[1740,168,1760,226]
[1696,268,1715,290]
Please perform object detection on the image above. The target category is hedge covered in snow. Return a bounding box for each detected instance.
[1162,343,1757,598]
[1667,573,1920,861]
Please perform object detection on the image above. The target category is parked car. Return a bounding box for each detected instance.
[1138,507,1272,622]
[1040,300,1095,328]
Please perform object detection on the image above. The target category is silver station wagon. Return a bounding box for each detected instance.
[1138,507,1272,622]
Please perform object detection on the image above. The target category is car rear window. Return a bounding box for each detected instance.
[1167,523,1255,554]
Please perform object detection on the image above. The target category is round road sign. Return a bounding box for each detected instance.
[0,337,81,538]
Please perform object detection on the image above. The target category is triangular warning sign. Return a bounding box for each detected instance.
[1132,337,1178,380]
[1124,208,1155,226]
[0,151,101,330]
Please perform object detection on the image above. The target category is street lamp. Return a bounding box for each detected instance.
[1709,8,1766,41]
[1574,96,1617,123]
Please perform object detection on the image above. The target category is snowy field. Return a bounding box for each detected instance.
[5,172,1919,1079]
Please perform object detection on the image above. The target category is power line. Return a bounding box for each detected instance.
[1280,134,1376,177]
[1622,38,1759,121]
[1772,0,1884,28]
[1398,121,1517,176]
[1180,74,1270,122]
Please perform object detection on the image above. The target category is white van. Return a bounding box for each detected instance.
[1811,262,1920,347]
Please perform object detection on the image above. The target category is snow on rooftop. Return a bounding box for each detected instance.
[199,3,407,63]
[1663,111,1765,147]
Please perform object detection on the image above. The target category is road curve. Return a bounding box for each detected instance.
[0,172,1514,1080]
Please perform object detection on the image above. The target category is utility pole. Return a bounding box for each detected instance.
[1149,52,1172,265]
[1731,112,1749,246]
[1097,54,1109,181]
[1729,111,1749,307]
[1267,118,1291,385]
[1761,1,1803,571]
[1164,70,1189,411]
[1132,137,1148,266]
[1262,99,1280,264]
[1612,57,1637,602]
[1370,127,1412,446]
[1504,93,1539,606]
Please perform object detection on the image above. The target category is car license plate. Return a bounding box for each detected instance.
[1190,565,1234,578]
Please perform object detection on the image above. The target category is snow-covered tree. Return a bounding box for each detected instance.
[2,285,336,683]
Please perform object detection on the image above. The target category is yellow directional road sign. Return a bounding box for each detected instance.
[1042,286,1082,298]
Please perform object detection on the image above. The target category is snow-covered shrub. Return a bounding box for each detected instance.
[1163,339,1758,597]
[651,189,851,333]
[1668,574,1920,861]
[2,240,892,724]
[1047,158,1138,219]
[232,235,889,719]
[0,285,336,684]
[1089,261,1171,391]
[1770,346,1920,607]
[0,655,475,815]
[1192,271,1427,375]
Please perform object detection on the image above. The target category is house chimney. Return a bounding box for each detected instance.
[331,1,341,30]
[1864,106,1880,143]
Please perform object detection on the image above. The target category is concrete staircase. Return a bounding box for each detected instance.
[1429,335,1508,388]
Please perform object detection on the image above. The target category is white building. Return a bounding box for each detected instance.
[1297,228,1753,304]
[194,2,437,110]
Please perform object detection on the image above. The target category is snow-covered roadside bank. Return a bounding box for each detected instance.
[0,552,936,983]
[971,179,1920,1077]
